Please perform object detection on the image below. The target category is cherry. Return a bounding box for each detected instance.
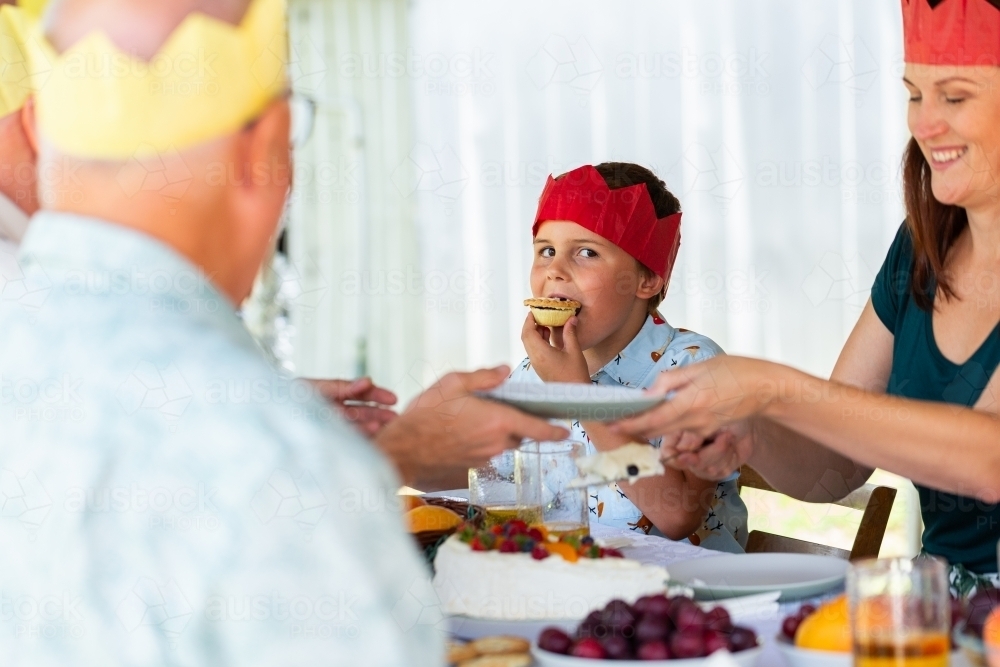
[570,637,606,659]
[705,606,733,633]
[728,626,758,652]
[537,627,573,654]
[671,630,706,659]
[674,604,708,633]
[799,604,817,617]
[601,634,633,659]
[641,595,672,618]
[636,639,670,660]
[601,600,637,630]
[782,614,803,639]
[634,615,671,643]
[668,596,697,621]
[704,629,729,655]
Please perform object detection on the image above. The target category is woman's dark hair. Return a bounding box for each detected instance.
[593,162,681,312]
[902,137,967,310]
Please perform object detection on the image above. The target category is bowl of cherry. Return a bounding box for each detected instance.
[531,594,762,665]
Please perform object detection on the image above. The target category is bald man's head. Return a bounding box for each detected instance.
[35,0,291,306]
[46,0,251,57]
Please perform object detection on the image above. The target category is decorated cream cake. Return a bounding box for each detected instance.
[433,520,668,621]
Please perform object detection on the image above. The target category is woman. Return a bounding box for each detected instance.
[614,0,1000,595]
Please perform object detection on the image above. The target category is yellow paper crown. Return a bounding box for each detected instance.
[0,2,47,117]
[17,0,47,20]
[36,0,288,160]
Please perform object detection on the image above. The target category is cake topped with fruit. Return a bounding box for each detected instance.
[432,519,668,621]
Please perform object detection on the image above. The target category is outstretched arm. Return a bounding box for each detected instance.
[615,301,1000,502]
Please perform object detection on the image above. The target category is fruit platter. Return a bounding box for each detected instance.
[530,594,762,665]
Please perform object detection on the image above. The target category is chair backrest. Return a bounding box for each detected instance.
[737,465,897,561]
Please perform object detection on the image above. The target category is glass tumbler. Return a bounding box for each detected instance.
[846,557,950,667]
[469,449,543,528]
[517,440,589,538]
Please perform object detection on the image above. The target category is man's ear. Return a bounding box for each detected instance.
[240,98,291,193]
[636,270,664,300]
[20,96,38,156]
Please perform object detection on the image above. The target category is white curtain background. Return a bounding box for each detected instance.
[405,0,909,384]
[286,0,919,554]
[289,0,909,395]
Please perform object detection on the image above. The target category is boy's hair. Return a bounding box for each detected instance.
[593,162,680,313]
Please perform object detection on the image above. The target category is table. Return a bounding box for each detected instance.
[428,492,972,666]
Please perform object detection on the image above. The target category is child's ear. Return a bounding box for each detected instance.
[635,270,664,300]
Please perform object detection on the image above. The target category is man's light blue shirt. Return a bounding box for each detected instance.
[0,212,442,666]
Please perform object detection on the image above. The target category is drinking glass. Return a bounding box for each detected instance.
[517,440,589,538]
[847,557,950,667]
[468,450,542,528]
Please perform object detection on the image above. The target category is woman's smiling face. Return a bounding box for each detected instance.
[530,220,662,350]
[905,63,1000,210]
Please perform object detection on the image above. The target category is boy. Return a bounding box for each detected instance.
[509,163,747,553]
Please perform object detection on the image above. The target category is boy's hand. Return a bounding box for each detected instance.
[521,313,591,383]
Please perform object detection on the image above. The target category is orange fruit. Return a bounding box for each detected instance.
[400,495,427,512]
[405,505,463,533]
[543,542,579,562]
[795,595,850,653]
[985,607,1000,667]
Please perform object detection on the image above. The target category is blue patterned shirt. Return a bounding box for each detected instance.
[0,212,442,666]
[509,314,748,553]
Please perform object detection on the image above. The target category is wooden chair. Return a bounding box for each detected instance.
[737,466,897,561]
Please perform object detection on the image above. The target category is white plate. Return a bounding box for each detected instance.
[531,643,763,666]
[666,553,848,601]
[447,614,577,641]
[777,637,967,667]
[478,382,664,421]
[776,637,849,667]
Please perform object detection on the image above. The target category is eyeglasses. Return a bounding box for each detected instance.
[289,92,317,150]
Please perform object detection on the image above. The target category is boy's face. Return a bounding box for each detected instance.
[531,220,663,350]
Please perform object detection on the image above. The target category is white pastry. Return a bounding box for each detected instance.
[569,442,665,488]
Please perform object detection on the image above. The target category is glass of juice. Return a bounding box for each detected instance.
[468,450,543,528]
[847,557,950,667]
[517,440,589,538]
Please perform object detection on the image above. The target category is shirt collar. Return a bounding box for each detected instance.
[593,314,677,385]
[0,191,30,245]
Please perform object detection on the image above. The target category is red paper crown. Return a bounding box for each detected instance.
[902,0,1000,65]
[532,165,682,280]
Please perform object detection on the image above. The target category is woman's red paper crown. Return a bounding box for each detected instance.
[532,165,682,281]
[903,0,1000,65]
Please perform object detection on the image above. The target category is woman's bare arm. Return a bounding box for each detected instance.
[616,301,1000,502]
[743,301,891,500]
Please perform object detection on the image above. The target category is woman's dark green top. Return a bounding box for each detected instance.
[870,223,1000,574]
